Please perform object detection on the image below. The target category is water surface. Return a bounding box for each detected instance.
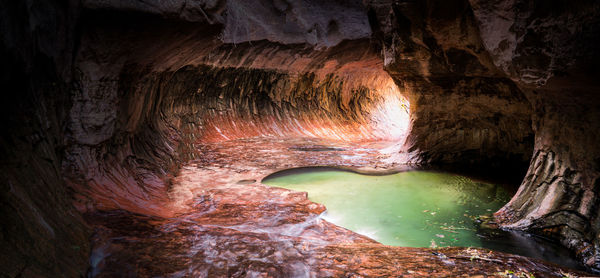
[264,169,509,247]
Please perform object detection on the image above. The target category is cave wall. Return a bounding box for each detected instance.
[62,10,408,217]
[0,0,90,276]
[81,0,372,48]
[497,88,600,267]
[471,0,600,268]
[368,0,534,172]
[367,0,600,268]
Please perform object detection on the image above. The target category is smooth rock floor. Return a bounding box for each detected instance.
[86,137,589,277]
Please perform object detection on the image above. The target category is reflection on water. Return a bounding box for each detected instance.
[262,168,585,271]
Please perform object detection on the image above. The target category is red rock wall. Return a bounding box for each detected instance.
[369,0,534,171]
[467,0,600,269]
[61,12,410,217]
[367,0,600,269]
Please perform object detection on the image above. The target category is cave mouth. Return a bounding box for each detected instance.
[262,167,586,271]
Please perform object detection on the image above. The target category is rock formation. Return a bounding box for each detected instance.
[1,0,598,276]
[370,0,600,269]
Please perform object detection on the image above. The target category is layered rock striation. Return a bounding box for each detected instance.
[62,10,408,218]
[1,0,599,275]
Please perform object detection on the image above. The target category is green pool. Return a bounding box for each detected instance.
[263,168,511,248]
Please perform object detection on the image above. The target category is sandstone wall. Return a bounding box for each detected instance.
[0,0,90,276]
[367,0,600,269]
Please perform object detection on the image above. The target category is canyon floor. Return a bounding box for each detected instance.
[85,137,589,277]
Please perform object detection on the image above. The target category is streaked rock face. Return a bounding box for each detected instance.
[1,0,599,276]
[62,14,410,218]
[369,0,534,173]
[470,0,600,86]
[469,0,600,268]
[367,0,600,269]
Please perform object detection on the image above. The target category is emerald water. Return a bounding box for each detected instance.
[263,168,510,248]
[262,168,585,271]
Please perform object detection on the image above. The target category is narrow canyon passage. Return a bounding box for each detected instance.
[1,0,600,277]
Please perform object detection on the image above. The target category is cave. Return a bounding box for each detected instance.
[1,0,600,277]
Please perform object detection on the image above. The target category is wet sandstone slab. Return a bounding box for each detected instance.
[86,137,589,277]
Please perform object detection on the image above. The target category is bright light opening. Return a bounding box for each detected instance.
[368,79,411,142]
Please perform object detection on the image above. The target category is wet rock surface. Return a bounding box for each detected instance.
[86,137,588,277]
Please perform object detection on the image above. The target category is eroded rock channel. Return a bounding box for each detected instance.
[1,0,599,277]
